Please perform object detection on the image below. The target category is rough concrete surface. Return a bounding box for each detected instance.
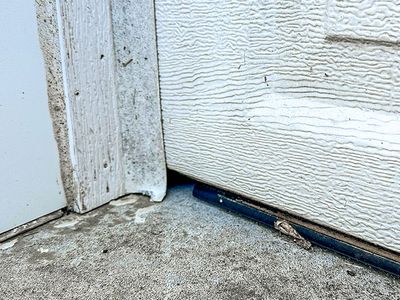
[0,185,399,300]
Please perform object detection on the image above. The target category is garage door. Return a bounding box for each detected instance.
[156,1,400,252]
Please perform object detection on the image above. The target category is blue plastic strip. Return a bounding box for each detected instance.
[193,183,400,277]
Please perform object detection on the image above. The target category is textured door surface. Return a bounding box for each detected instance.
[0,0,65,233]
[156,1,400,252]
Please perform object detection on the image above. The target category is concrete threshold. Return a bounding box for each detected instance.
[0,185,399,299]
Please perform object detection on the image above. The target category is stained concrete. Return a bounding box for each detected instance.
[0,185,399,299]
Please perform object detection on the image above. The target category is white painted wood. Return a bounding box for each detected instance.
[57,0,166,211]
[0,0,65,233]
[155,1,400,252]
[58,0,124,212]
[111,0,167,201]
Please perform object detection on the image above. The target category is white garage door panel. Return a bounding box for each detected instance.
[326,0,400,44]
[156,1,400,251]
[0,1,65,233]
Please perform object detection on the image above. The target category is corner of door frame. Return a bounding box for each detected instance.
[36,0,167,213]
[35,0,75,207]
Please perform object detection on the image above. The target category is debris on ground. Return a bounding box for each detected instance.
[274,219,312,250]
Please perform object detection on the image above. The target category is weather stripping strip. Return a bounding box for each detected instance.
[193,183,400,277]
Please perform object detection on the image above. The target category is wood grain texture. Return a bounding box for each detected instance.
[57,0,167,211]
[155,0,400,251]
[58,0,124,212]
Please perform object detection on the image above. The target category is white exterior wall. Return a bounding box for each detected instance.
[156,1,400,252]
[0,0,65,233]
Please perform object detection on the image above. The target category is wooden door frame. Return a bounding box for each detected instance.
[36,0,166,213]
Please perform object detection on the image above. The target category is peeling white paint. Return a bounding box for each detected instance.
[134,206,157,224]
[53,0,167,212]
[0,239,18,251]
[111,0,167,202]
[54,219,79,229]
[109,196,139,207]
[37,248,50,253]
[57,0,124,213]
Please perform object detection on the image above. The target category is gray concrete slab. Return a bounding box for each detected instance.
[0,184,399,299]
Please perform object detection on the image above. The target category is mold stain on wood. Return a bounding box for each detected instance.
[36,0,167,212]
[110,0,167,201]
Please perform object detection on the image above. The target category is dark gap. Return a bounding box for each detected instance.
[167,169,194,188]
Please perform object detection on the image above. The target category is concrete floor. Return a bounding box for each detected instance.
[0,184,399,299]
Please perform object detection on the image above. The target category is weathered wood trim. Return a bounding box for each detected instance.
[56,0,124,212]
[37,0,168,212]
[111,0,167,201]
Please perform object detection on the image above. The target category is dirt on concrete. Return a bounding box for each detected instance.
[0,185,399,299]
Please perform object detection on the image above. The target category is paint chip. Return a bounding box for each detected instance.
[109,195,139,207]
[274,219,312,250]
[134,206,157,224]
[0,239,17,250]
[54,219,79,229]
